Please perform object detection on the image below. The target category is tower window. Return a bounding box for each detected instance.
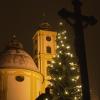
[47,61,51,64]
[46,46,51,53]
[46,36,51,41]
[16,76,24,82]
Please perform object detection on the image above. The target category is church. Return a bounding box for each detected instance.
[0,22,57,100]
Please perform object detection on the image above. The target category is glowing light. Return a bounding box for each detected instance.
[57,55,60,58]
[52,61,55,64]
[69,62,78,67]
[50,65,53,68]
[62,44,64,47]
[59,62,61,65]
[66,52,71,56]
[59,51,62,54]
[70,54,74,58]
[45,98,49,100]
[63,30,67,33]
[58,33,60,35]
[69,62,74,66]
[74,97,77,100]
[50,83,53,86]
[61,41,63,43]
[53,78,56,80]
[57,45,60,48]
[57,93,60,95]
[66,46,70,49]
[62,31,65,34]
[65,91,69,95]
[64,36,67,39]
[71,67,76,70]
[58,36,61,39]
[77,89,80,92]
[76,85,82,88]
[59,22,63,26]
[71,78,75,82]
[76,76,80,80]
[59,77,62,80]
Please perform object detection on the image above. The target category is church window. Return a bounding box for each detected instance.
[46,46,51,53]
[47,61,51,64]
[46,36,51,41]
[16,76,24,82]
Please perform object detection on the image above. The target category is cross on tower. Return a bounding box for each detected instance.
[58,0,97,100]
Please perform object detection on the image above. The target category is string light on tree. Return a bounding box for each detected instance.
[65,90,69,95]
[48,22,82,99]
[45,98,49,100]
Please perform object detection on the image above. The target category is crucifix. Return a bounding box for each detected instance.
[58,0,97,100]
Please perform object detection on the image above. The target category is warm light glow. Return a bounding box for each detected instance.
[74,96,77,100]
[77,89,80,92]
[45,98,49,100]
[59,51,62,54]
[59,77,62,80]
[76,85,82,88]
[63,30,67,33]
[65,90,69,95]
[52,61,55,64]
[59,22,63,26]
[64,36,67,39]
[71,78,76,82]
[50,83,53,86]
[57,45,60,48]
[62,44,64,47]
[66,52,71,56]
[50,65,53,68]
[71,67,76,70]
[66,45,70,49]
[61,40,63,43]
[70,54,74,58]
[69,62,74,66]
[58,36,61,39]
[57,55,60,58]
[76,76,79,80]
[53,78,56,80]
[58,33,60,35]
[59,62,61,65]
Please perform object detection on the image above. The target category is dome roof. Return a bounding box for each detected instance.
[38,22,54,31]
[0,35,38,71]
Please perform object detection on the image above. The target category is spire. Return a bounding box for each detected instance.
[36,13,54,31]
[42,12,47,23]
[7,34,23,50]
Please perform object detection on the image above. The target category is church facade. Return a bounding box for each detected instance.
[0,22,57,100]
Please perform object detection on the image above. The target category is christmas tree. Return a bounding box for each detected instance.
[48,22,82,100]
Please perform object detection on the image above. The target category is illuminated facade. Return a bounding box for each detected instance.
[0,22,57,100]
[32,22,57,91]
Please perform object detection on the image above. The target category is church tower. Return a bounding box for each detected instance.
[32,22,57,91]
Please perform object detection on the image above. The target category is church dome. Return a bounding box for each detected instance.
[0,35,38,71]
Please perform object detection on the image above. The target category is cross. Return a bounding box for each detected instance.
[58,0,97,100]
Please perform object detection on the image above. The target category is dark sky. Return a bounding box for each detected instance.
[0,0,100,99]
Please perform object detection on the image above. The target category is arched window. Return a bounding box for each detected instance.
[46,36,51,41]
[46,46,51,53]
[16,76,24,82]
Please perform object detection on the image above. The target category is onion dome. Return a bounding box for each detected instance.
[0,35,38,71]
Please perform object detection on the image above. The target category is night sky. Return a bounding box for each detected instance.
[0,0,100,99]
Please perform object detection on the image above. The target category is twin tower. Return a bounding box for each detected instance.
[0,22,57,100]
